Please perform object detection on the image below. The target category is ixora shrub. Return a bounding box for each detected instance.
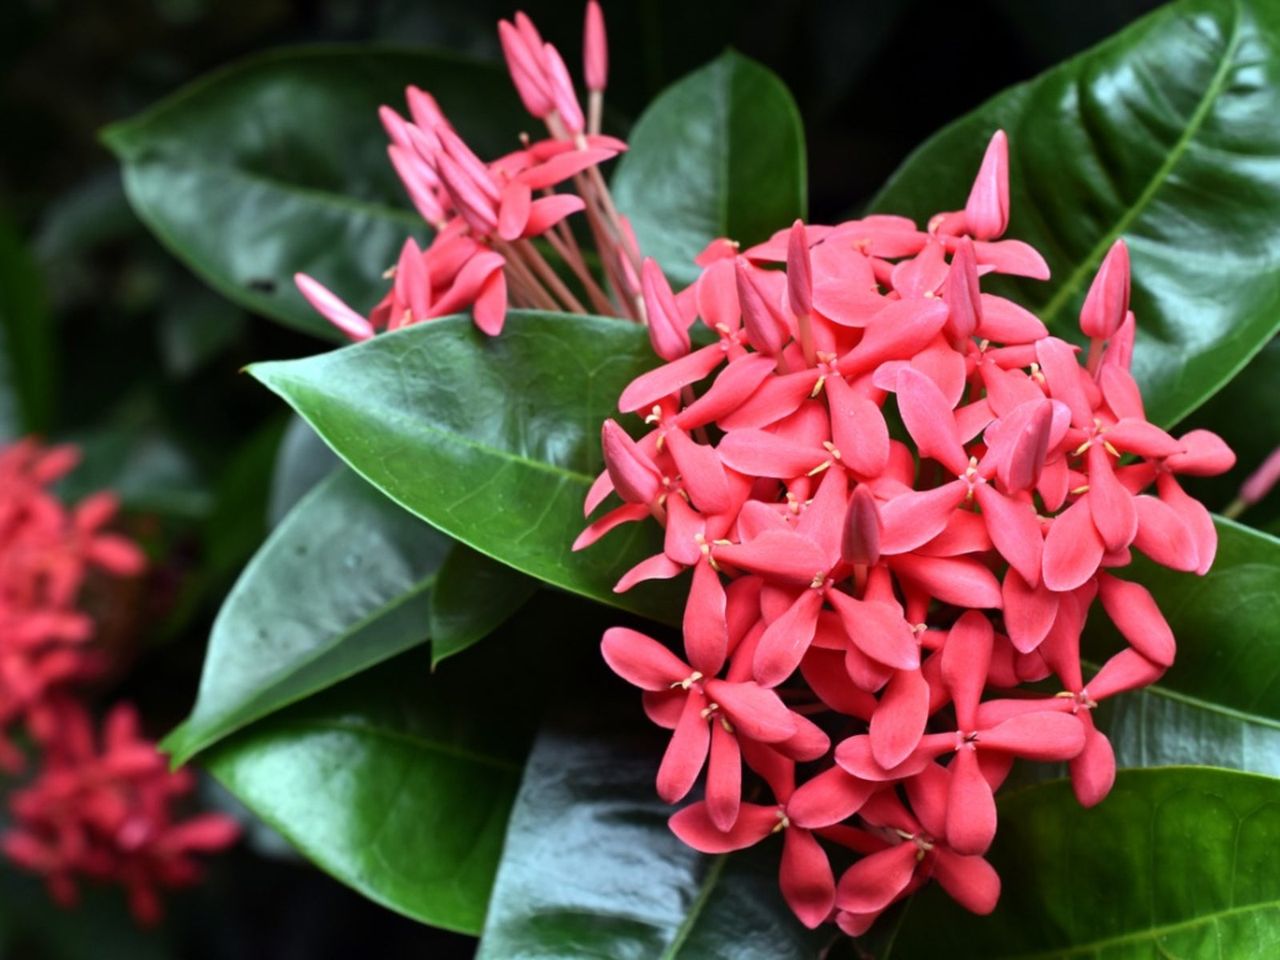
[105,0,1280,955]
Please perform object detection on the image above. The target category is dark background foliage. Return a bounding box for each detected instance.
[1,1,1200,956]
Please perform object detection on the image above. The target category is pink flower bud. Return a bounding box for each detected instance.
[543,42,585,134]
[734,259,787,355]
[1240,444,1280,506]
[841,485,883,566]
[1080,239,1130,339]
[294,274,373,341]
[601,420,662,504]
[405,86,447,132]
[498,20,554,118]
[944,237,981,342]
[963,130,1009,240]
[584,0,608,93]
[641,258,691,360]
[786,219,813,318]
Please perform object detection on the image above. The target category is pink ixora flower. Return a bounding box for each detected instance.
[296,4,644,340]
[579,128,1232,935]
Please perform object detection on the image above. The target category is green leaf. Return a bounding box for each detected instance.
[612,51,807,287]
[163,468,449,764]
[887,768,1280,958]
[103,47,525,338]
[249,311,684,624]
[477,714,834,959]
[267,414,340,526]
[870,0,1280,428]
[205,648,539,936]
[429,542,537,666]
[59,419,212,520]
[0,211,56,438]
[1085,517,1280,777]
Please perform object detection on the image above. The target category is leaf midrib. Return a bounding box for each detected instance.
[1036,0,1245,328]
[1001,898,1280,960]
[261,717,524,773]
[659,854,728,960]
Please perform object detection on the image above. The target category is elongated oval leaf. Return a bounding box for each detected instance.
[887,768,1280,958]
[612,51,807,287]
[429,543,537,666]
[103,47,524,338]
[163,468,449,764]
[1084,517,1280,776]
[871,0,1280,427]
[477,714,833,959]
[248,311,684,623]
[267,414,340,526]
[205,648,540,936]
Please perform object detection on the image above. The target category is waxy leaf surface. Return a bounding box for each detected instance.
[164,468,449,763]
[477,714,833,959]
[888,768,1280,958]
[249,311,684,623]
[104,47,524,338]
[267,414,339,526]
[206,649,538,935]
[612,51,807,287]
[429,543,537,666]
[872,0,1280,427]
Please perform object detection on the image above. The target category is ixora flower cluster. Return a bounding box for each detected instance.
[577,135,1235,933]
[287,2,1234,937]
[0,439,237,925]
[295,2,642,342]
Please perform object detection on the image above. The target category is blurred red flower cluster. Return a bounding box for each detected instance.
[0,439,237,924]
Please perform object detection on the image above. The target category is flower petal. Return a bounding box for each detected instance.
[945,747,996,856]
[780,829,836,929]
[870,667,931,770]
[835,841,919,914]
[669,801,779,854]
[1097,573,1176,667]
[601,627,689,690]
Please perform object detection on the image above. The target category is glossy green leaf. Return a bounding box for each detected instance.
[871,0,1280,427]
[103,47,525,338]
[1084,517,1280,777]
[429,542,537,666]
[163,468,448,764]
[0,212,56,438]
[612,51,807,287]
[477,715,834,959]
[249,311,683,623]
[887,768,1280,958]
[267,414,340,526]
[205,648,539,936]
